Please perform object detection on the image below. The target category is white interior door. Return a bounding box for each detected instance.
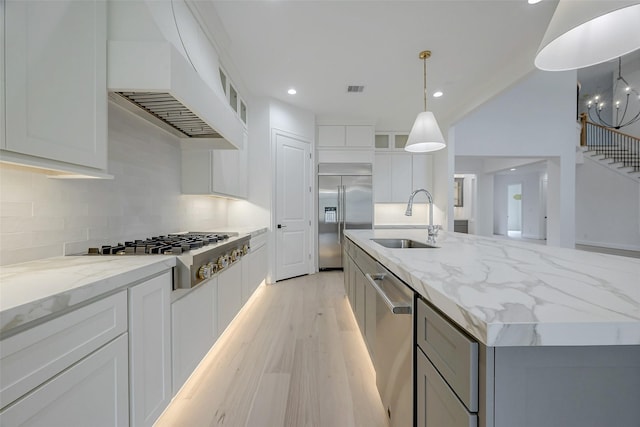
[507,183,522,235]
[275,133,311,281]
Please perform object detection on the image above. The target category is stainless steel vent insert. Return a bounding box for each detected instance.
[113,92,222,138]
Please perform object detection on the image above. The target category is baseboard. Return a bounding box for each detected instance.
[522,233,545,240]
[575,239,640,252]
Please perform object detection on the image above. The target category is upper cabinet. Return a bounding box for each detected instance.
[219,67,248,128]
[1,0,109,176]
[181,133,248,199]
[375,132,409,150]
[317,125,374,148]
[374,132,433,203]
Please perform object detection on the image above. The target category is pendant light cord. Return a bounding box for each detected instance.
[419,50,431,112]
[423,55,427,112]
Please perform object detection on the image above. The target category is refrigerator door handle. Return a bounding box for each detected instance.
[341,184,346,238]
[336,185,342,223]
[337,185,342,245]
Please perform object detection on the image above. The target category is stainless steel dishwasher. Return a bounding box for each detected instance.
[366,262,413,427]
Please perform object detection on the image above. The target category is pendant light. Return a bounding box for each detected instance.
[535,1,640,71]
[405,50,446,153]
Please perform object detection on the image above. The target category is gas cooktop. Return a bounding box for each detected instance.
[84,232,250,289]
[87,232,234,256]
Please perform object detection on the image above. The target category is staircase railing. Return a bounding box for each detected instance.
[580,113,640,172]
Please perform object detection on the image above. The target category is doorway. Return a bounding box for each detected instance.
[507,183,522,238]
[274,131,312,281]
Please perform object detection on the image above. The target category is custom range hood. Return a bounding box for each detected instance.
[107,0,243,149]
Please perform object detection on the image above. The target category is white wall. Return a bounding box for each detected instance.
[0,104,230,266]
[575,157,640,251]
[453,69,577,247]
[236,98,315,280]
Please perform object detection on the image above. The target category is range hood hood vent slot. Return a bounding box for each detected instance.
[112,92,222,138]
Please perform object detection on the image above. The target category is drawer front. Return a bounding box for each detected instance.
[417,348,477,427]
[416,298,478,412]
[0,333,129,427]
[0,291,128,408]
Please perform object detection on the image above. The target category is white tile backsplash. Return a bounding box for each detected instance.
[0,103,230,265]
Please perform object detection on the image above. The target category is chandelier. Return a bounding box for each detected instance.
[586,57,640,130]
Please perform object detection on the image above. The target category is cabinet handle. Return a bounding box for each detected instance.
[365,273,412,314]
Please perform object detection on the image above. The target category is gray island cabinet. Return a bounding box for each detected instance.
[344,229,640,427]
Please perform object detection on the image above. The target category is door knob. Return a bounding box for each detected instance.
[277,224,287,229]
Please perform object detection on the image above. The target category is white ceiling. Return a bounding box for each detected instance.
[197,0,560,131]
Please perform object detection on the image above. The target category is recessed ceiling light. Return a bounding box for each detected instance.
[433,91,443,98]
[528,0,542,4]
[287,88,297,95]
[510,168,517,171]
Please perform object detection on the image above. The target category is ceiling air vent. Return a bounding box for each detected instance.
[347,85,365,93]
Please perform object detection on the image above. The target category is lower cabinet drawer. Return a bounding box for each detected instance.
[416,298,478,412]
[416,348,477,427]
[0,291,128,408]
[0,333,129,427]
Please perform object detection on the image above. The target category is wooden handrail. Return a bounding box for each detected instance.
[579,113,640,172]
[580,113,640,145]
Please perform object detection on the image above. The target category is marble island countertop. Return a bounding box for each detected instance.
[345,229,640,347]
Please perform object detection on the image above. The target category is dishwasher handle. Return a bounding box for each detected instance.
[366,273,412,315]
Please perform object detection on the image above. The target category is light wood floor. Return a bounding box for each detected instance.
[155,271,389,427]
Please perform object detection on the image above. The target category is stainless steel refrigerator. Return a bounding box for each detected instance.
[318,163,373,270]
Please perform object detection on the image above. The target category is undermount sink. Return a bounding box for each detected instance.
[371,238,438,249]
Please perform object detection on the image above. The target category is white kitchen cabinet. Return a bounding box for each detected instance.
[248,244,268,297]
[0,291,128,409]
[317,126,346,147]
[375,132,409,150]
[374,153,411,203]
[241,235,268,304]
[217,261,243,335]
[317,125,374,148]
[1,0,108,174]
[181,132,248,199]
[0,334,129,427]
[171,278,217,394]
[128,271,172,427]
[374,152,433,203]
[212,146,247,198]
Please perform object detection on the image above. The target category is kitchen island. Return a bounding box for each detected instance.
[345,229,640,427]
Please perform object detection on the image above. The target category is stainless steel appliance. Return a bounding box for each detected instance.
[84,232,250,289]
[366,263,413,427]
[318,163,372,269]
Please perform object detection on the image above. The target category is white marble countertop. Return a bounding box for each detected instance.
[0,255,176,335]
[345,229,640,347]
[0,226,266,336]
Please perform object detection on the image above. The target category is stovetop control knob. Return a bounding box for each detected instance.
[230,249,239,262]
[209,262,218,274]
[197,264,211,280]
[242,244,249,255]
[217,255,229,270]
